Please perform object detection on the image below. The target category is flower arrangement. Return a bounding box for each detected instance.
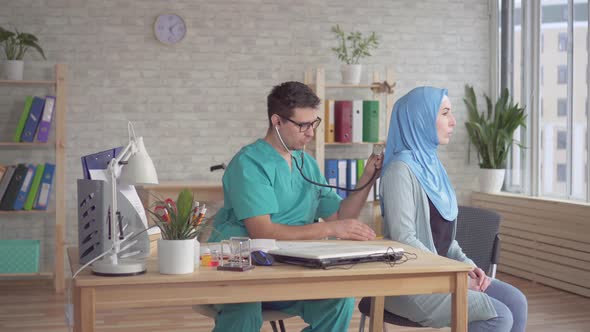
[147,189,211,240]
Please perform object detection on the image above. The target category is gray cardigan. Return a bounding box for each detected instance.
[380,161,497,327]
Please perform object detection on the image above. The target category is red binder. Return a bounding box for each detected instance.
[334,101,352,143]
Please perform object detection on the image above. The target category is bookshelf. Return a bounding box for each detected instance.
[304,66,395,236]
[0,64,66,293]
[304,66,395,173]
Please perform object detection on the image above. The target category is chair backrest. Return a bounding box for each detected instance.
[455,206,501,274]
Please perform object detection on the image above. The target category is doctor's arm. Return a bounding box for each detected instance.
[328,152,382,220]
[244,214,375,241]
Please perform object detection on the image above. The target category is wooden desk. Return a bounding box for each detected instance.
[68,241,470,332]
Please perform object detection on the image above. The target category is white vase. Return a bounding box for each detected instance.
[1,60,24,80]
[340,64,362,84]
[158,238,195,275]
[478,168,506,193]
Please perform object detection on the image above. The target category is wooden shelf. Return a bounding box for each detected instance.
[0,142,54,148]
[0,209,55,215]
[0,272,53,278]
[325,83,382,89]
[0,79,55,86]
[325,141,385,146]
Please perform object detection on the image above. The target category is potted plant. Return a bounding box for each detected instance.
[464,85,527,193]
[0,26,46,80]
[147,189,212,274]
[330,24,379,84]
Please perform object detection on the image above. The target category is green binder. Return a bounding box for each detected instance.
[13,96,33,142]
[24,164,44,210]
[356,159,365,182]
[362,100,379,142]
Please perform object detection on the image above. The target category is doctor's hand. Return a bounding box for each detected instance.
[328,219,376,241]
[359,152,384,185]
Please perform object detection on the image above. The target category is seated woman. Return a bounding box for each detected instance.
[380,87,528,332]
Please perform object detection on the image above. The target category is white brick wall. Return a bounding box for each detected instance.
[0,0,489,269]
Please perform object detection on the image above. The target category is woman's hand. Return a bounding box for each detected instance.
[468,267,492,292]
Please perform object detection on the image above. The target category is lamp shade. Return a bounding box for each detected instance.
[119,137,159,185]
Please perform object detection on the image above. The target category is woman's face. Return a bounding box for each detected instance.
[436,96,456,145]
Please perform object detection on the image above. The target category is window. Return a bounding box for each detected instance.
[558,32,568,52]
[502,0,589,201]
[557,130,567,150]
[558,65,567,84]
[558,98,567,116]
[557,164,567,182]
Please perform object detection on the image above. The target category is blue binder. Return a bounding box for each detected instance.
[325,159,338,189]
[346,159,357,191]
[12,164,36,210]
[20,97,45,142]
[81,147,123,179]
[34,163,55,210]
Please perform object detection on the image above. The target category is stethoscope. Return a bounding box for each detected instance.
[274,125,380,192]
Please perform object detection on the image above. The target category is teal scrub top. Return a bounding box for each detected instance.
[209,139,342,242]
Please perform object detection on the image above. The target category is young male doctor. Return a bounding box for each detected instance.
[209,81,382,331]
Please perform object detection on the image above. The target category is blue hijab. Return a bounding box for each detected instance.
[382,86,458,221]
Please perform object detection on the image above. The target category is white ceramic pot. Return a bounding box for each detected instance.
[1,60,24,80]
[158,238,195,275]
[478,168,506,193]
[340,64,362,84]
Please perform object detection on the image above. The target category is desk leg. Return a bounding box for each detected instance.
[368,296,384,332]
[451,272,468,332]
[74,287,96,332]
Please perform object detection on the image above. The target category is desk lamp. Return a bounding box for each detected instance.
[91,122,159,276]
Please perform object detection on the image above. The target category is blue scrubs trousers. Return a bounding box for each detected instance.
[212,298,355,332]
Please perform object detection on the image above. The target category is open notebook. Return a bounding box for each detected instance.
[268,242,404,269]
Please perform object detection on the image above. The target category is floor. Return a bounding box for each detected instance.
[0,273,588,331]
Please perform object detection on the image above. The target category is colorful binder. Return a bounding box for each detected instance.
[325,159,338,188]
[81,147,123,179]
[346,159,357,191]
[334,101,352,143]
[13,96,33,142]
[324,100,335,143]
[337,159,347,198]
[0,164,28,210]
[362,100,379,143]
[352,100,363,143]
[34,163,55,210]
[0,165,16,203]
[20,97,45,142]
[12,164,36,210]
[36,96,55,142]
[24,164,45,210]
[356,159,365,182]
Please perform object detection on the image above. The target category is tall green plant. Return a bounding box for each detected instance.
[0,26,46,60]
[463,85,527,169]
[330,25,379,65]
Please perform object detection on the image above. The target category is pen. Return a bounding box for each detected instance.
[195,204,207,226]
[191,201,200,223]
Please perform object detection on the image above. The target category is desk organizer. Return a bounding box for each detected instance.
[0,240,40,273]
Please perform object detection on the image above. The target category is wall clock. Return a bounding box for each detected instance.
[154,13,187,45]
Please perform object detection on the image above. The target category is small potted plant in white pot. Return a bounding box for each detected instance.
[330,24,379,85]
[464,85,527,193]
[0,26,46,80]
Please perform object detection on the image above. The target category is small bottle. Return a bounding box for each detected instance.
[200,247,211,267]
[210,249,220,267]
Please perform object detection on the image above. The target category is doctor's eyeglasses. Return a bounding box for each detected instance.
[280,116,322,132]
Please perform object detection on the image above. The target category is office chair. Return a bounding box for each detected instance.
[358,205,502,332]
[193,304,295,332]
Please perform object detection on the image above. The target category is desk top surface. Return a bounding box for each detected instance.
[69,240,471,287]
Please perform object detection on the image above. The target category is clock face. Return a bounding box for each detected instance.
[154,14,186,45]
